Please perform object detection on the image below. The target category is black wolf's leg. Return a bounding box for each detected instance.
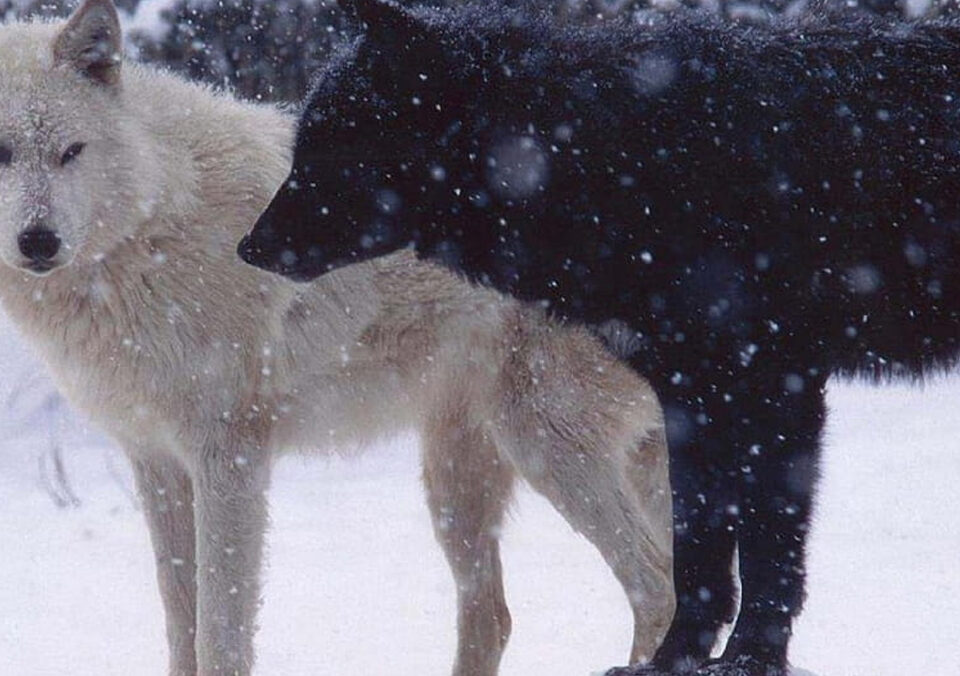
[646,400,742,673]
[615,370,825,676]
[679,376,826,676]
[715,384,825,673]
[657,507,738,668]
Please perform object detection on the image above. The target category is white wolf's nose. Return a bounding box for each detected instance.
[18,227,61,263]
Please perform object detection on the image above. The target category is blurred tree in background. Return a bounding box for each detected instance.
[129,1,351,102]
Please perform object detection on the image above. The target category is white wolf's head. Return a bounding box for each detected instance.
[0,0,164,275]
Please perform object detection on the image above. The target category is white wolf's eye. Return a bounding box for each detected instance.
[61,143,85,166]
[0,145,11,166]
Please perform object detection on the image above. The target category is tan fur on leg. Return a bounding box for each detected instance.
[423,392,515,676]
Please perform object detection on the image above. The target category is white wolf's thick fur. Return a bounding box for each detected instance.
[0,2,674,674]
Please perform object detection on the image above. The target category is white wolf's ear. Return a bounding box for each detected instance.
[53,0,122,86]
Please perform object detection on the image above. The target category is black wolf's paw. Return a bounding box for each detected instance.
[604,657,700,676]
[695,655,787,676]
[603,656,787,676]
[604,667,668,676]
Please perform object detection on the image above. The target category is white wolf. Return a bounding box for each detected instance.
[0,1,674,674]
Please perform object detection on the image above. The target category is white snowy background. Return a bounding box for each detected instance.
[0,306,957,676]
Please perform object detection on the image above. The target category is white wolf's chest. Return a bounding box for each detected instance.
[2,265,268,445]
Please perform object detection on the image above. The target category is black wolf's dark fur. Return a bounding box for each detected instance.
[240,3,960,673]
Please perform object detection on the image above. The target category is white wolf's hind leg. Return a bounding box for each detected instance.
[501,421,675,667]
[423,401,515,676]
[131,453,198,676]
[192,439,271,676]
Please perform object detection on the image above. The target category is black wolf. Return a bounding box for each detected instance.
[239,2,960,673]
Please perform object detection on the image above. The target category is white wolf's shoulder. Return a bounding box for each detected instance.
[120,62,296,229]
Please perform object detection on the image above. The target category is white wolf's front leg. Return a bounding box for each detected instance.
[131,453,198,676]
[193,440,271,676]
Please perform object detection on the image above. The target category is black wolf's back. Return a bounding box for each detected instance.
[411,14,960,381]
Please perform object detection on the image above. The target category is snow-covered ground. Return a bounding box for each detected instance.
[0,313,957,676]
